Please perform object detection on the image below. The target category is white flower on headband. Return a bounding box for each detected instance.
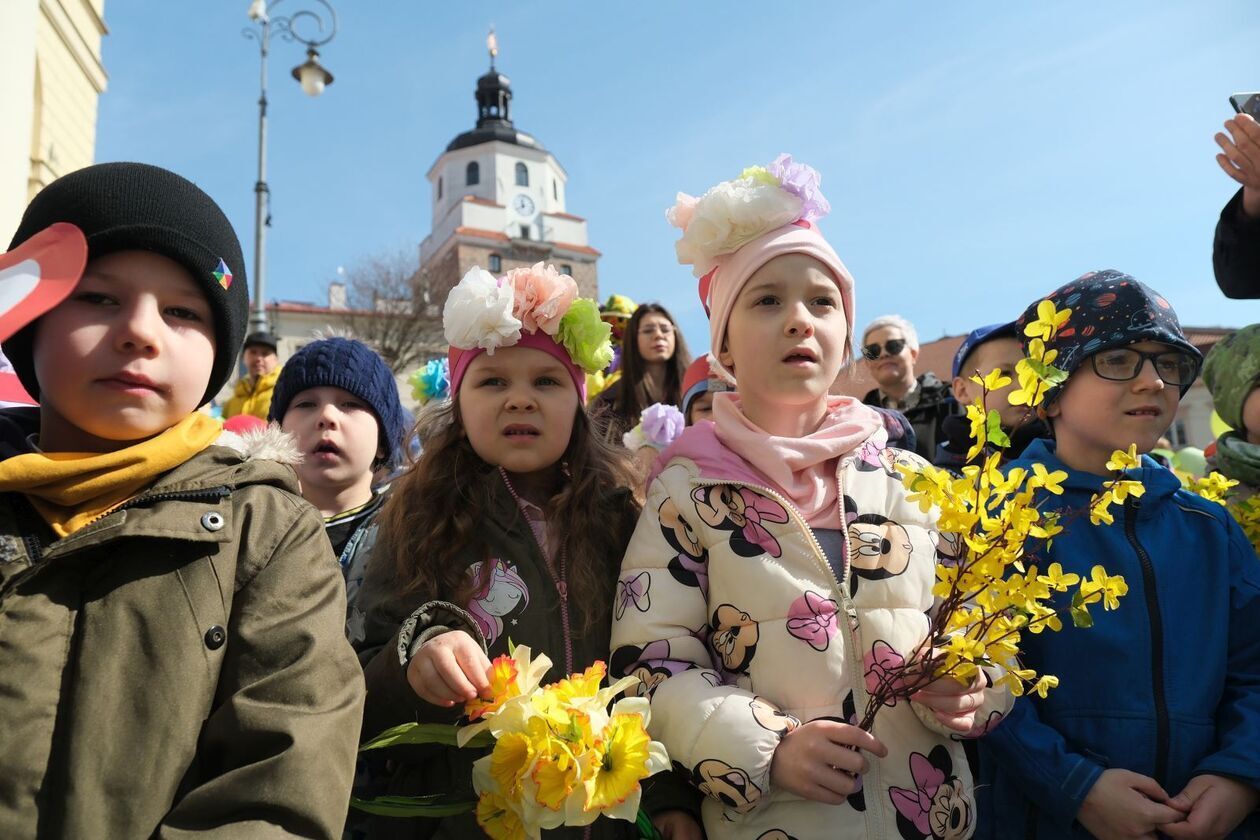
[443,267,521,352]
[668,175,802,278]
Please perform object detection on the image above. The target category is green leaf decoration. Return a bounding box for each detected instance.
[1070,605,1094,629]
[1025,357,1069,386]
[360,722,494,752]
[349,794,476,817]
[985,410,1012,449]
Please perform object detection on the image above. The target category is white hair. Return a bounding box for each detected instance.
[862,314,920,351]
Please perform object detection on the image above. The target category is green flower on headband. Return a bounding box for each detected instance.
[558,298,614,374]
[740,165,780,187]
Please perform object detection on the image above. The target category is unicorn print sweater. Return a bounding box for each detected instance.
[610,423,1012,840]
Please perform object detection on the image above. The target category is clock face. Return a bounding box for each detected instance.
[512,194,535,217]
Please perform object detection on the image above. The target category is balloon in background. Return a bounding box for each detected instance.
[1211,410,1233,440]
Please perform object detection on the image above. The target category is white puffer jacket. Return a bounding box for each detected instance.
[610,424,1011,840]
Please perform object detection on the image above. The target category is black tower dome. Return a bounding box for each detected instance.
[446,56,544,153]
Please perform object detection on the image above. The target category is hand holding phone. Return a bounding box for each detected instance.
[1219,94,1260,217]
[1230,92,1260,120]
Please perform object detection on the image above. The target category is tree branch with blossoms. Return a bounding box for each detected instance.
[857,299,1136,730]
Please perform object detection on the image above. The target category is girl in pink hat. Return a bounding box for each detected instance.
[610,156,1012,839]
[353,263,702,838]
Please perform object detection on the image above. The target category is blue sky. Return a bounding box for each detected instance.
[96,1,1260,352]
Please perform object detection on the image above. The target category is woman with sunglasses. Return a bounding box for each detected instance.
[859,314,952,459]
[591,302,693,442]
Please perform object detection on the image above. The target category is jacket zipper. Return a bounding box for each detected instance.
[1,488,229,602]
[498,469,573,675]
[87,485,233,526]
[1124,498,1170,785]
[692,463,885,836]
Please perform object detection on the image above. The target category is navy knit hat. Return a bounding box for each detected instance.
[5,162,250,406]
[1015,269,1201,398]
[269,337,408,467]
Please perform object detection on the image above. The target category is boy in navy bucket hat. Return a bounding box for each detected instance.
[977,270,1260,840]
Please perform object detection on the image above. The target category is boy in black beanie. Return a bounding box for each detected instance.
[0,162,364,837]
[270,336,408,644]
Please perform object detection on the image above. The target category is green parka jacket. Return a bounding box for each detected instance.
[0,413,366,839]
[353,471,699,839]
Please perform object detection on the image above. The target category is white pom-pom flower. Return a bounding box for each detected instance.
[673,176,802,277]
[443,266,522,352]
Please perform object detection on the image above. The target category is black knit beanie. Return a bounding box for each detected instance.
[268,337,409,467]
[4,162,250,406]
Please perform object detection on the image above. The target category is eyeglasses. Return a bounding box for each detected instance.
[862,339,907,361]
[1089,348,1200,387]
[638,325,674,337]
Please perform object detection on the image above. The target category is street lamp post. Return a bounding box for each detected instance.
[242,0,337,335]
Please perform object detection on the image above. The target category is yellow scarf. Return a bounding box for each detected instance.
[0,413,223,538]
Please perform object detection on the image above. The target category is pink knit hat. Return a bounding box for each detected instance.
[669,155,853,381]
[701,220,855,380]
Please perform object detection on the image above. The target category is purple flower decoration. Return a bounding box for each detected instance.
[641,403,685,448]
[768,153,831,223]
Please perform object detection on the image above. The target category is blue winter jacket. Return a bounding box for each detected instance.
[976,439,1260,839]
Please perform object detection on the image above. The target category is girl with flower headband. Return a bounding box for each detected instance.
[353,262,702,838]
[609,156,1012,839]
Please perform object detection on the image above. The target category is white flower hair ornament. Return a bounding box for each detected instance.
[667,154,833,313]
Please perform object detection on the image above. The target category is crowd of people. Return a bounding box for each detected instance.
[0,111,1256,840]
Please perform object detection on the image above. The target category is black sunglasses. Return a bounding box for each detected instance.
[863,339,908,361]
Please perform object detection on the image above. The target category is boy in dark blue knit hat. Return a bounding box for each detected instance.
[977,270,1260,840]
[0,162,364,836]
[270,336,407,644]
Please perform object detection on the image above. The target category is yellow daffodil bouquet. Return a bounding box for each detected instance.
[860,300,1135,729]
[352,644,670,840]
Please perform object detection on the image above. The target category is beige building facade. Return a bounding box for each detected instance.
[0,0,108,241]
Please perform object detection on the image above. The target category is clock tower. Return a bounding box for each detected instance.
[418,34,600,303]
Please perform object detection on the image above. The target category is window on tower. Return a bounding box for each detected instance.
[553,180,558,200]
[489,253,502,273]
[519,225,531,240]
[560,264,573,277]
[466,161,480,186]
[515,162,529,187]
[437,177,443,200]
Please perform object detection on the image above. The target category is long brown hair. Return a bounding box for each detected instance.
[613,303,692,420]
[379,399,642,633]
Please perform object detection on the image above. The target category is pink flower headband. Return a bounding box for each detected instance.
[443,262,614,400]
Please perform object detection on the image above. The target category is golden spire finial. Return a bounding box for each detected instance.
[487,26,498,68]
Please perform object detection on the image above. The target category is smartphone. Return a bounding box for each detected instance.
[1230,92,1260,120]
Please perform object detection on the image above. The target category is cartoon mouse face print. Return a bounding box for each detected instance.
[692,485,789,558]
[693,758,762,815]
[847,513,913,592]
[610,639,689,698]
[749,696,800,736]
[659,496,704,559]
[710,603,759,674]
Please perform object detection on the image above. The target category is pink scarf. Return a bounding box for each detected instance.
[713,392,881,529]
